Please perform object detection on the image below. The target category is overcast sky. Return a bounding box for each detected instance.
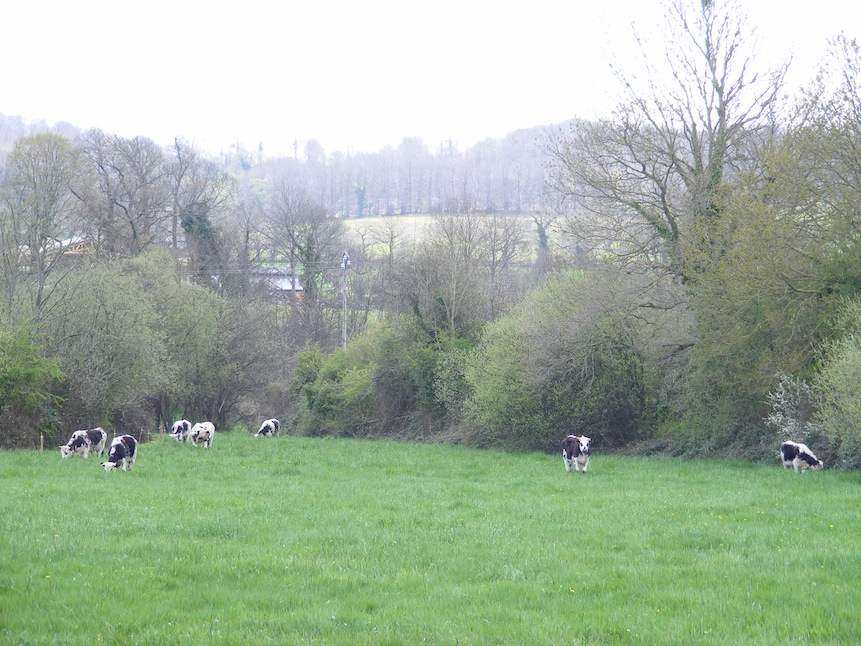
[2,0,858,158]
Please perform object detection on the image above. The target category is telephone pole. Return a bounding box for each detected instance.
[341,251,351,348]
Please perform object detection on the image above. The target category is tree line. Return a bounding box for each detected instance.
[2,0,861,468]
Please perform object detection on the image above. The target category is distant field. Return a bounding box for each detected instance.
[1,434,858,644]
[341,215,434,249]
[341,213,544,254]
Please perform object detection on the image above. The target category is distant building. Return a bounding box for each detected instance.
[251,265,303,301]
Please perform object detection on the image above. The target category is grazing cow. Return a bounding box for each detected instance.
[562,434,591,473]
[60,427,108,459]
[255,418,280,437]
[190,421,215,448]
[101,435,138,472]
[169,419,192,442]
[780,441,823,472]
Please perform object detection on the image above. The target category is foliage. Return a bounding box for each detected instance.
[42,261,166,428]
[461,313,547,450]
[813,298,861,468]
[124,249,225,426]
[462,273,659,452]
[677,33,861,446]
[12,249,283,435]
[292,320,452,439]
[764,374,818,443]
[0,324,62,447]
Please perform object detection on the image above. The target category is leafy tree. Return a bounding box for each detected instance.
[462,272,661,452]
[290,318,460,440]
[165,138,236,288]
[0,324,62,448]
[393,211,526,342]
[42,261,166,429]
[814,298,861,468]
[122,249,220,428]
[679,33,861,439]
[461,313,544,450]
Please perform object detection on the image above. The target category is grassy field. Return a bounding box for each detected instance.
[1,434,858,645]
[341,214,544,256]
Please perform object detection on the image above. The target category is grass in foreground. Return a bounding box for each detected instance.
[0,434,859,644]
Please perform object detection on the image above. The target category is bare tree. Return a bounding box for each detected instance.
[398,137,430,214]
[394,212,496,341]
[163,138,236,287]
[546,0,788,281]
[77,129,171,257]
[165,138,236,251]
[0,133,90,321]
[479,213,531,318]
[267,179,345,345]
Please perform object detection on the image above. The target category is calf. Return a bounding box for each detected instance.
[60,427,108,459]
[191,421,215,448]
[169,419,192,442]
[255,418,280,437]
[101,435,138,472]
[562,434,591,473]
[780,441,823,472]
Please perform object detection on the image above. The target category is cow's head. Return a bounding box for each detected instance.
[578,436,591,455]
[101,461,119,472]
[807,457,824,471]
[60,434,87,458]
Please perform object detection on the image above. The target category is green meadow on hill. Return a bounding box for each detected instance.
[1,433,858,644]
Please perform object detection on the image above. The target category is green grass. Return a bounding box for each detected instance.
[1,435,859,644]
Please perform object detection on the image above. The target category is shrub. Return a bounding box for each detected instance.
[814,300,861,468]
[0,324,63,448]
[462,273,658,453]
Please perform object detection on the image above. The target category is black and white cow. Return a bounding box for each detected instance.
[562,434,591,473]
[101,434,138,472]
[190,421,215,448]
[780,441,823,472]
[60,427,108,459]
[169,419,192,442]
[255,418,280,437]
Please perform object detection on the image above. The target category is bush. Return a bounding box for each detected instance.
[0,325,63,448]
[292,321,447,439]
[814,316,861,468]
[462,274,659,453]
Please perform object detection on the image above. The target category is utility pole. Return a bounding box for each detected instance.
[341,251,351,348]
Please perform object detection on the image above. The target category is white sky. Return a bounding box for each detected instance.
[2,0,858,158]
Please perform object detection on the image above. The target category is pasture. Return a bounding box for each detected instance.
[341,213,546,257]
[1,433,858,644]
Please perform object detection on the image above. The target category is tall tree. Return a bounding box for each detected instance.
[0,133,89,321]
[685,34,861,419]
[267,180,344,345]
[165,138,236,253]
[546,0,787,281]
[164,138,236,288]
[43,261,166,427]
[394,213,490,342]
[77,129,171,257]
